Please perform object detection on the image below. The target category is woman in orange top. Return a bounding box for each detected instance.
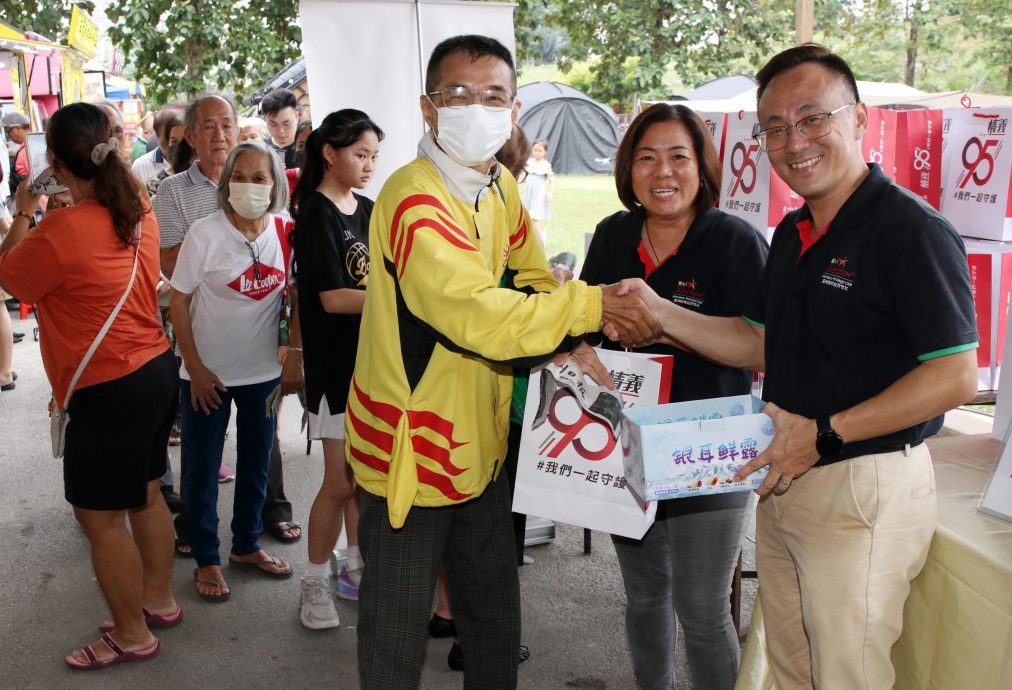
[0,103,179,671]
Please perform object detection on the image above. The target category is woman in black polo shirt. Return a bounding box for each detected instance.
[581,104,768,690]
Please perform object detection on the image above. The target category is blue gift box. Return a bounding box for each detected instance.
[621,394,773,503]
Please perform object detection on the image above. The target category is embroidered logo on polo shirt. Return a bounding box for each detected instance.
[671,279,705,308]
[227,264,286,300]
[821,257,856,292]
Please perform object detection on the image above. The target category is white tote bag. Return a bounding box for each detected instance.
[512,349,673,539]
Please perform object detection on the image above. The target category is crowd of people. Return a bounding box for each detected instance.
[0,34,979,690]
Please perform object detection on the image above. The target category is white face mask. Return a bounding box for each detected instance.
[228,182,272,220]
[434,104,513,168]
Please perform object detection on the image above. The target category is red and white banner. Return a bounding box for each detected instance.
[693,110,728,163]
[965,239,1012,390]
[897,108,943,210]
[718,111,770,237]
[768,170,803,239]
[863,107,898,183]
[863,107,943,210]
[940,108,1012,241]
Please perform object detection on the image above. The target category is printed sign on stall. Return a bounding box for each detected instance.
[692,110,728,163]
[768,171,804,239]
[863,107,943,210]
[719,111,770,236]
[940,108,1012,241]
[60,54,85,105]
[897,108,943,210]
[68,4,99,59]
[864,107,898,180]
[965,240,1012,390]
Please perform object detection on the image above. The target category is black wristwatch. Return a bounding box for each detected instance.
[815,416,844,457]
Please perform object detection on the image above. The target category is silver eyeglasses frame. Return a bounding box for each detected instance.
[753,102,856,152]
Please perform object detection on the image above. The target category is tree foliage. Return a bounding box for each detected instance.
[98,0,1012,110]
[104,0,302,105]
[542,1,794,105]
[514,0,568,65]
[529,0,1012,107]
[958,0,1012,93]
[0,0,96,43]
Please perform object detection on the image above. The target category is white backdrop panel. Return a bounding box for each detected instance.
[299,0,516,198]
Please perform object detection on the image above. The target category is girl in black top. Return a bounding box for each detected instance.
[290,109,384,629]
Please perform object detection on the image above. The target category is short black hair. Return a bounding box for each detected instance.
[425,35,516,95]
[261,88,298,116]
[756,44,860,105]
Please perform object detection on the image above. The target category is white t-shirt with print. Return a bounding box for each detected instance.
[171,209,286,386]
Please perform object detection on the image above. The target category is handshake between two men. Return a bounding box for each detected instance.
[591,278,803,500]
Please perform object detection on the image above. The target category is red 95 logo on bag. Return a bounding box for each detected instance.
[540,390,616,461]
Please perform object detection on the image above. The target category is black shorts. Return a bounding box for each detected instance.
[64,348,179,511]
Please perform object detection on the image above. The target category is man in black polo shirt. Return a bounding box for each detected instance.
[607,45,977,690]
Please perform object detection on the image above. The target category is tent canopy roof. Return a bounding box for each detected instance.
[515,81,620,175]
[652,74,1012,112]
[517,81,618,122]
[678,75,756,101]
[262,58,307,95]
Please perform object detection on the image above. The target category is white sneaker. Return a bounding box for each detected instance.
[300,575,339,629]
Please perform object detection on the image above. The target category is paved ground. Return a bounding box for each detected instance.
[0,305,762,689]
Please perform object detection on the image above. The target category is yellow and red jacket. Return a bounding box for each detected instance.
[346,156,603,527]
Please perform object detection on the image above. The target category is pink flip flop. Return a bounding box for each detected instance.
[218,463,235,483]
[64,633,160,671]
[98,606,184,634]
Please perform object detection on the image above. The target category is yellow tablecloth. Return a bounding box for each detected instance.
[735,434,1012,690]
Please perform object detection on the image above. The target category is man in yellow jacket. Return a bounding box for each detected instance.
[347,35,656,689]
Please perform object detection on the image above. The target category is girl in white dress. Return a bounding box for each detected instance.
[521,138,554,246]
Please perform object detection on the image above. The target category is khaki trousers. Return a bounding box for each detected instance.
[756,444,937,690]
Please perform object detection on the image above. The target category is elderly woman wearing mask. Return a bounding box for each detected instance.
[169,140,294,602]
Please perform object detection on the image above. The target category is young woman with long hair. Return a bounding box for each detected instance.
[289,109,383,629]
[0,102,180,670]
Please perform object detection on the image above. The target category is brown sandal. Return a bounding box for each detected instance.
[193,568,231,602]
[228,553,293,579]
